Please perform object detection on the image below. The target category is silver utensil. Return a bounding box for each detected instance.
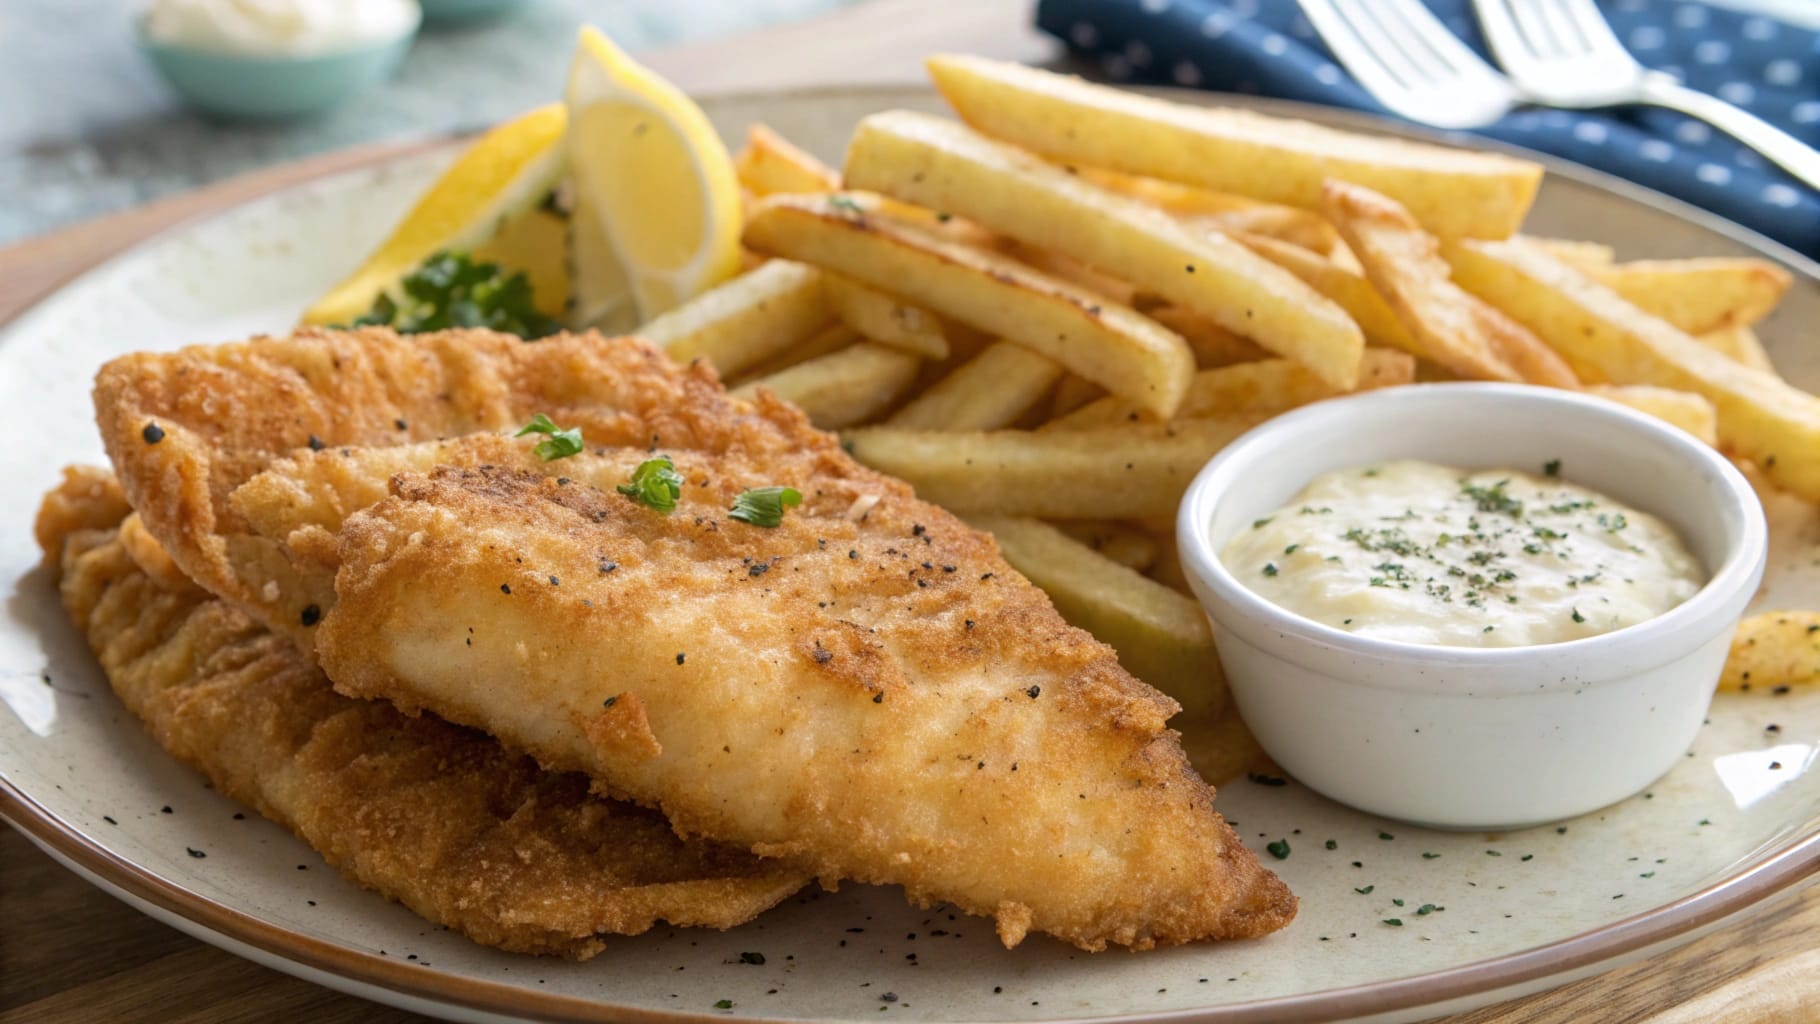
[1298,0,1516,129]
[1475,0,1820,190]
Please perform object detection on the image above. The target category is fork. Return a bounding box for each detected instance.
[1298,0,1516,129]
[1474,0,1820,190]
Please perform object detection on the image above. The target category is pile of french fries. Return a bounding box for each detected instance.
[650,54,1817,711]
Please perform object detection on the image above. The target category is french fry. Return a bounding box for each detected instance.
[1589,258,1790,334]
[926,54,1543,238]
[967,516,1223,711]
[1050,374,1105,417]
[1049,520,1161,573]
[844,418,1264,519]
[1078,167,1340,252]
[1048,349,1416,430]
[1587,385,1719,445]
[1521,236,1615,272]
[1718,612,1820,692]
[734,123,840,196]
[638,259,828,378]
[1146,530,1193,594]
[843,110,1364,388]
[1233,232,1414,350]
[1444,237,1820,502]
[887,340,1064,430]
[1005,241,1142,306]
[742,192,1194,416]
[1145,305,1276,368]
[823,274,949,359]
[733,341,920,428]
[1322,181,1579,388]
[727,322,860,385]
[1698,325,1779,375]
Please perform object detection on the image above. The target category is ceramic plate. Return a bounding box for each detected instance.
[2,87,1818,1024]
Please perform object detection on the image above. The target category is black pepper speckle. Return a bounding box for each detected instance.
[142,422,165,444]
[300,604,321,627]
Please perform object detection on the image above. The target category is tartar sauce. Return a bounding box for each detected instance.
[144,0,418,57]
[1221,460,1705,648]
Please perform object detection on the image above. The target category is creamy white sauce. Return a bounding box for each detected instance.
[1221,460,1705,648]
[144,0,418,56]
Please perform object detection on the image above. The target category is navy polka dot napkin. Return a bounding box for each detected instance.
[1035,0,1820,258]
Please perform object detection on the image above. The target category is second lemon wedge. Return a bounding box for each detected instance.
[565,26,743,330]
[302,104,569,327]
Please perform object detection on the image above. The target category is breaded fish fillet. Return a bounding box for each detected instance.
[240,434,1294,951]
[38,471,808,958]
[95,327,762,655]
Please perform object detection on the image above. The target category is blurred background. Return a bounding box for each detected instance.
[0,0,864,243]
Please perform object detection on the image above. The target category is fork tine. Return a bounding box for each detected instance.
[1300,0,1421,94]
[1376,0,1501,80]
[1507,0,1569,59]
[1545,0,1632,57]
[1343,0,1450,87]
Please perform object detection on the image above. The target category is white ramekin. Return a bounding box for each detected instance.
[1176,383,1767,829]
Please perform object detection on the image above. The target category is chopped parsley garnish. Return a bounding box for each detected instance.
[827,194,863,213]
[1354,885,1374,895]
[729,486,803,527]
[1544,459,1562,477]
[1265,839,1291,860]
[714,999,734,1009]
[1262,562,1279,577]
[350,250,559,339]
[618,455,683,512]
[515,414,584,461]
[1382,918,1403,927]
[1461,479,1523,516]
[1572,607,1586,624]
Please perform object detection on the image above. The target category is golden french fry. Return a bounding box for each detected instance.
[734,123,840,196]
[1004,241,1143,307]
[1176,701,1269,787]
[1050,374,1105,417]
[1587,385,1719,445]
[1322,181,1578,388]
[727,322,860,385]
[926,54,1543,238]
[1520,236,1615,272]
[1194,207,1338,255]
[1049,520,1161,573]
[968,516,1223,712]
[1589,258,1790,334]
[1145,305,1276,368]
[1718,612,1820,693]
[887,340,1063,430]
[1234,232,1414,350]
[1698,325,1779,375]
[638,259,828,378]
[733,341,920,428]
[844,418,1263,519]
[1048,349,1416,430]
[844,110,1363,388]
[1445,237,1820,502]
[1078,167,1341,253]
[823,274,949,359]
[742,192,1194,416]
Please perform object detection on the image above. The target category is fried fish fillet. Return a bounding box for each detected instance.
[95,327,760,656]
[37,471,808,958]
[101,327,1294,950]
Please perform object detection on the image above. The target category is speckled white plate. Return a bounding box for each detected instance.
[2,87,1818,1024]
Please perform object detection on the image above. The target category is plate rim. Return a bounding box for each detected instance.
[4,82,1820,1023]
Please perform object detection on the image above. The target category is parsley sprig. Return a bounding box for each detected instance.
[729,486,802,528]
[515,414,583,461]
[618,456,683,513]
[351,251,559,339]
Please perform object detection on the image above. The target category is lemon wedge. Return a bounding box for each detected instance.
[302,104,569,327]
[565,26,742,330]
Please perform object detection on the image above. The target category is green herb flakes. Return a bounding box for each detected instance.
[618,455,683,513]
[1265,839,1290,860]
[729,486,803,528]
[515,414,584,461]
[350,250,558,339]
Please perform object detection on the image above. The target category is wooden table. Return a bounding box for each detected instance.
[2,2,1815,1020]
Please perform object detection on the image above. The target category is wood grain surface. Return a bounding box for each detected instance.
[1,1,1814,1021]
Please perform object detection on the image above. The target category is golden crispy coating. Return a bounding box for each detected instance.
[39,477,808,958]
[94,327,768,655]
[233,429,1295,950]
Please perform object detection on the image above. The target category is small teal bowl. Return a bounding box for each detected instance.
[136,16,419,120]
[420,0,530,25]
